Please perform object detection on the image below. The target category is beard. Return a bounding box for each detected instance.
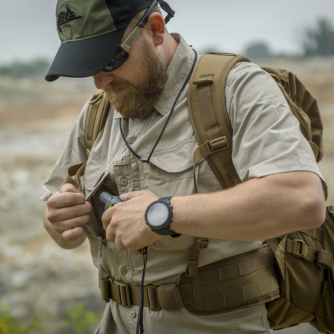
[103,39,166,119]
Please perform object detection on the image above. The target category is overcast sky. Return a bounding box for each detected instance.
[0,0,334,64]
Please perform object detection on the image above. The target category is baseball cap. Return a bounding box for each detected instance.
[46,0,174,82]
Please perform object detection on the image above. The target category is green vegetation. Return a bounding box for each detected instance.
[302,17,334,56]
[61,303,102,334]
[0,59,50,79]
[0,305,47,334]
[0,303,101,334]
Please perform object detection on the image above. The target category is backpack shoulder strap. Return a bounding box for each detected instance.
[64,90,110,192]
[185,53,250,277]
[85,90,111,157]
[187,53,250,192]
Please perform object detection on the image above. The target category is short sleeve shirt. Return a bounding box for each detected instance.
[41,34,325,334]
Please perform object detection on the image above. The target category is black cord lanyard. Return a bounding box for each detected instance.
[119,49,198,164]
[136,247,148,334]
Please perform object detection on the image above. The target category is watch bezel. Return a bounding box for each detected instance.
[145,199,173,231]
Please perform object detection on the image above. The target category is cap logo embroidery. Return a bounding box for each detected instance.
[57,6,82,32]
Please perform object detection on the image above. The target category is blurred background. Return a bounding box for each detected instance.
[0,0,333,333]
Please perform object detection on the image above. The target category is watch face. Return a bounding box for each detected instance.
[146,203,169,227]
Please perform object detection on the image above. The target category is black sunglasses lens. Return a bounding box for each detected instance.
[103,49,129,72]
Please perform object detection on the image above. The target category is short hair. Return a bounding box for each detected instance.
[126,6,168,35]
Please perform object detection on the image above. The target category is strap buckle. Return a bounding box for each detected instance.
[196,238,209,250]
[207,136,229,154]
[193,75,214,87]
[144,285,161,311]
[112,280,131,307]
[291,239,308,258]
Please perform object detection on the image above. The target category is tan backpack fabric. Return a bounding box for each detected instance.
[187,53,333,333]
[66,53,333,333]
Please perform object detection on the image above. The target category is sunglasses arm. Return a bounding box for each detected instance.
[120,26,143,53]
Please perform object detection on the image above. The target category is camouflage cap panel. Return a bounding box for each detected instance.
[56,0,115,43]
[56,0,153,43]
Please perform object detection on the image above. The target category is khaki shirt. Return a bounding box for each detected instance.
[42,34,325,334]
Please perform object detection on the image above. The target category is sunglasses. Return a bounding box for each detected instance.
[101,0,159,73]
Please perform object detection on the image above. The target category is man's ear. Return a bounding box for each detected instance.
[148,13,165,46]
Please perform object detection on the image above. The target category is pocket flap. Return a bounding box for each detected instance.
[148,139,198,173]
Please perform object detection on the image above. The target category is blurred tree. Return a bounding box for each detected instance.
[302,17,334,56]
[243,41,272,60]
[0,59,50,78]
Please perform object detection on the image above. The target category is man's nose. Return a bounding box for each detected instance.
[92,72,115,89]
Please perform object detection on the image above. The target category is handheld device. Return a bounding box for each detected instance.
[99,191,122,211]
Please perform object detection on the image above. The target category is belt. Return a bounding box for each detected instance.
[99,273,182,311]
[98,245,279,313]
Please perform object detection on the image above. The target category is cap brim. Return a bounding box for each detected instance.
[45,29,125,82]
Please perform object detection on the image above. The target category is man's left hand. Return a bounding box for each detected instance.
[101,190,162,254]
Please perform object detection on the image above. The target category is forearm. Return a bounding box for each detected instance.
[43,208,86,249]
[170,172,326,241]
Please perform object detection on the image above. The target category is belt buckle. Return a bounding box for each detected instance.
[112,280,131,307]
[144,285,161,311]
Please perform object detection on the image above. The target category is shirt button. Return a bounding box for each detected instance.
[120,267,128,275]
[131,311,137,318]
[128,137,136,144]
[120,178,128,186]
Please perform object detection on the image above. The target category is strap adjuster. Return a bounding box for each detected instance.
[144,285,161,311]
[112,280,131,307]
[291,239,308,258]
[196,238,209,250]
[207,136,229,154]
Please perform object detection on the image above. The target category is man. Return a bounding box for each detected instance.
[42,0,327,333]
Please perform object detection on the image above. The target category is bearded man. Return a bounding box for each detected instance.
[42,0,326,333]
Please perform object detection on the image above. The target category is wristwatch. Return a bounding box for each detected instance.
[145,197,181,238]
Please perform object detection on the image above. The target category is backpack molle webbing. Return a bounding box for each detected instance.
[98,244,280,313]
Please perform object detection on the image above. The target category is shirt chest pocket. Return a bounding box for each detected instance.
[141,139,198,197]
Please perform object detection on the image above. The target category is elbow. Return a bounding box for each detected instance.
[300,192,326,229]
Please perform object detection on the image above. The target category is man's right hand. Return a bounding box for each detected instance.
[45,184,91,245]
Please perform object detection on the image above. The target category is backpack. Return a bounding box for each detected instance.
[66,53,334,333]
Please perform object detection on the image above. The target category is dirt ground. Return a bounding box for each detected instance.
[0,57,333,333]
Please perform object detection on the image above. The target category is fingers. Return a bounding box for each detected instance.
[47,201,91,222]
[60,183,79,193]
[52,214,90,233]
[101,206,117,230]
[47,192,86,209]
[114,234,141,255]
[119,191,142,201]
[61,227,85,241]
[105,226,116,243]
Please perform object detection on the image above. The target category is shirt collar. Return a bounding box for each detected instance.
[114,34,196,119]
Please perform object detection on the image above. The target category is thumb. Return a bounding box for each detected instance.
[120,191,141,201]
[60,183,79,193]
